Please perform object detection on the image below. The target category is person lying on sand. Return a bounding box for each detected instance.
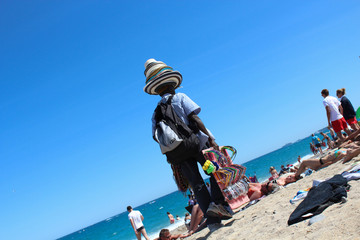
[339,128,360,147]
[247,174,297,201]
[295,141,360,179]
[154,228,191,240]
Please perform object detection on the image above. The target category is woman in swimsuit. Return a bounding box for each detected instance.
[167,212,175,224]
[295,141,360,179]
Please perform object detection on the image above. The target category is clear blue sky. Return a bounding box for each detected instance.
[1,1,359,239]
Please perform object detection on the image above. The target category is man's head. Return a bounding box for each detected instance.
[312,133,315,137]
[159,229,171,239]
[156,84,176,96]
[321,89,329,98]
[127,206,132,212]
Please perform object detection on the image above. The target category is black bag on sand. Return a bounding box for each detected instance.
[154,95,200,165]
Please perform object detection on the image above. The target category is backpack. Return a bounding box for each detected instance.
[154,95,200,165]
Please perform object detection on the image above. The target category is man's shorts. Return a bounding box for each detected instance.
[136,226,144,232]
[331,118,348,133]
[346,117,358,125]
[315,143,321,148]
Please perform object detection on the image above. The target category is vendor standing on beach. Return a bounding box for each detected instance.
[321,89,351,142]
[143,58,231,232]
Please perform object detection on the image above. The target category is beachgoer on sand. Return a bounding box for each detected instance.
[327,126,338,141]
[268,166,279,181]
[295,141,360,179]
[320,132,334,149]
[279,165,288,175]
[336,88,359,131]
[310,142,317,155]
[321,89,352,141]
[127,206,150,240]
[154,229,191,240]
[311,134,323,155]
[144,58,232,232]
[246,173,298,201]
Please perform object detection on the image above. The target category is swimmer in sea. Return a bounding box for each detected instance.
[167,212,175,224]
[295,141,360,179]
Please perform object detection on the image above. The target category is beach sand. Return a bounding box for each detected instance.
[170,154,360,240]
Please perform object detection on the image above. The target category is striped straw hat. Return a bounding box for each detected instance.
[143,58,182,95]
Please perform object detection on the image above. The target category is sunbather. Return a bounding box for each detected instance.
[247,174,297,201]
[154,229,191,240]
[295,141,360,179]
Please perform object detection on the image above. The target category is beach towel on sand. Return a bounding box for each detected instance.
[288,174,349,225]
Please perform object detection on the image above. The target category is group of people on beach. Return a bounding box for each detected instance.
[128,59,359,240]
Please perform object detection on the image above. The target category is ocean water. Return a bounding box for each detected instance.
[59,129,329,240]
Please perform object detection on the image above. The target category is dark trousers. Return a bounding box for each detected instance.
[180,151,226,224]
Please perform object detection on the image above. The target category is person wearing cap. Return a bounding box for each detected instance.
[143,58,232,231]
[321,89,352,142]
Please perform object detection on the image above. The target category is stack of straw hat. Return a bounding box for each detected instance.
[143,58,182,95]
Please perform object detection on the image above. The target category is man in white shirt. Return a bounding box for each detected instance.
[321,89,351,141]
[127,206,150,240]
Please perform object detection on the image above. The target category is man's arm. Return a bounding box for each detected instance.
[171,232,192,239]
[325,106,331,127]
[339,104,344,115]
[129,219,137,234]
[141,214,144,221]
[188,112,219,150]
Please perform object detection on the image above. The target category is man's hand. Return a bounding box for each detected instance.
[209,138,220,151]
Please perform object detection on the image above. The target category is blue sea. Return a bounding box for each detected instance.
[59,129,329,240]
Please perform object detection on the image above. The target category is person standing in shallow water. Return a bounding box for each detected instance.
[127,206,150,240]
[336,88,359,131]
[321,89,351,142]
[143,58,232,232]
